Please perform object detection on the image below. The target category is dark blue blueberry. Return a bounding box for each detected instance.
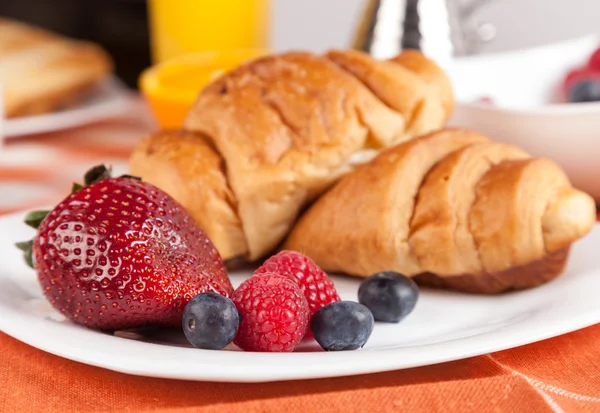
[182,292,239,350]
[569,80,600,103]
[358,271,419,323]
[310,301,374,351]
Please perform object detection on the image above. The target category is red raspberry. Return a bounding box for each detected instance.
[232,273,309,352]
[255,250,341,314]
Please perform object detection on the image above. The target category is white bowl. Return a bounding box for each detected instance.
[446,35,600,201]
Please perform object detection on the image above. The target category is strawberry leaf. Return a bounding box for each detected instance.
[15,240,33,269]
[24,210,50,229]
[15,240,32,251]
[71,182,84,193]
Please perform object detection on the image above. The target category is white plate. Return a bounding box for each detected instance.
[1,211,599,383]
[4,77,133,137]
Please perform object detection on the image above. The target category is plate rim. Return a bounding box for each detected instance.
[0,210,599,383]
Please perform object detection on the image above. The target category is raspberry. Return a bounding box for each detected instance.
[255,250,341,314]
[232,273,309,352]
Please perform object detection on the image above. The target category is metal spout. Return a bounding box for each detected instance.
[352,0,496,62]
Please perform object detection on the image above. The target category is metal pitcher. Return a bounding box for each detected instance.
[353,0,497,63]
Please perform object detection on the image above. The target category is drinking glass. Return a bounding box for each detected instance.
[148,0,271,63]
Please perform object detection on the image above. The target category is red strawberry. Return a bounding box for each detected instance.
[588,47,600,71]
[19,165,233,331]
[563,67,600,95]
[232,273,309,352]
[255,250,341,314]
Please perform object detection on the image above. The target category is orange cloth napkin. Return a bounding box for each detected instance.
[1,116,600,413]
[3,327,600,413]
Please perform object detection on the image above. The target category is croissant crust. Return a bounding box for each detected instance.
[131,49,453,261]
[284,128,596,293]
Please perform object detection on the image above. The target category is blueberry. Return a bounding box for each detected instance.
[569,80,600,103]
[310,301,374,351]
[182,292,239,350]
[358,271,419,323]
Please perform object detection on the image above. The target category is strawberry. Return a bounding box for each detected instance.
[232,273,309,352]
[588,47,600,71]
[563,67,600,97]
[17,165,233,331]
[255,250,341,314]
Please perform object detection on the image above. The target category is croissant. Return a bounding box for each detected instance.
[0,17,112,118]
[285,128,596,294]
[130,49,453,261]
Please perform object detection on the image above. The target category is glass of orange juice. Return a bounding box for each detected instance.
[148,0,271,63]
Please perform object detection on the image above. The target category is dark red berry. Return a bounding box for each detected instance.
[232,273,309,352]
[588,47,600,71]
[255,250,340,314]
[32,174,232,331]
[564,67,600,95]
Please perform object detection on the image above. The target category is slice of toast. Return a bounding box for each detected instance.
[0,17,113,118]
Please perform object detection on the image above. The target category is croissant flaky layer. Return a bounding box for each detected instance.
[130,49,453,260]
[129,130,247,260]
[285,128,596,291]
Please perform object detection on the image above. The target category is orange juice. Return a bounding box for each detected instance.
[148,0,270,63]
[139,49,267,128]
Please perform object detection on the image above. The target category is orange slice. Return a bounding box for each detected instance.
[139,49,268,128]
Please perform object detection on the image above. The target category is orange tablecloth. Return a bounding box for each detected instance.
[1,109,599,413]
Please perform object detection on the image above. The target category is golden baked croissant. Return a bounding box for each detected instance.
[130,49,453,261]
[285,128,596,294]
[0,17,112,117]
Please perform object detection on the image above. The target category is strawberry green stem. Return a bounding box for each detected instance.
[84,164,112,186]
[120,174,141,181]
